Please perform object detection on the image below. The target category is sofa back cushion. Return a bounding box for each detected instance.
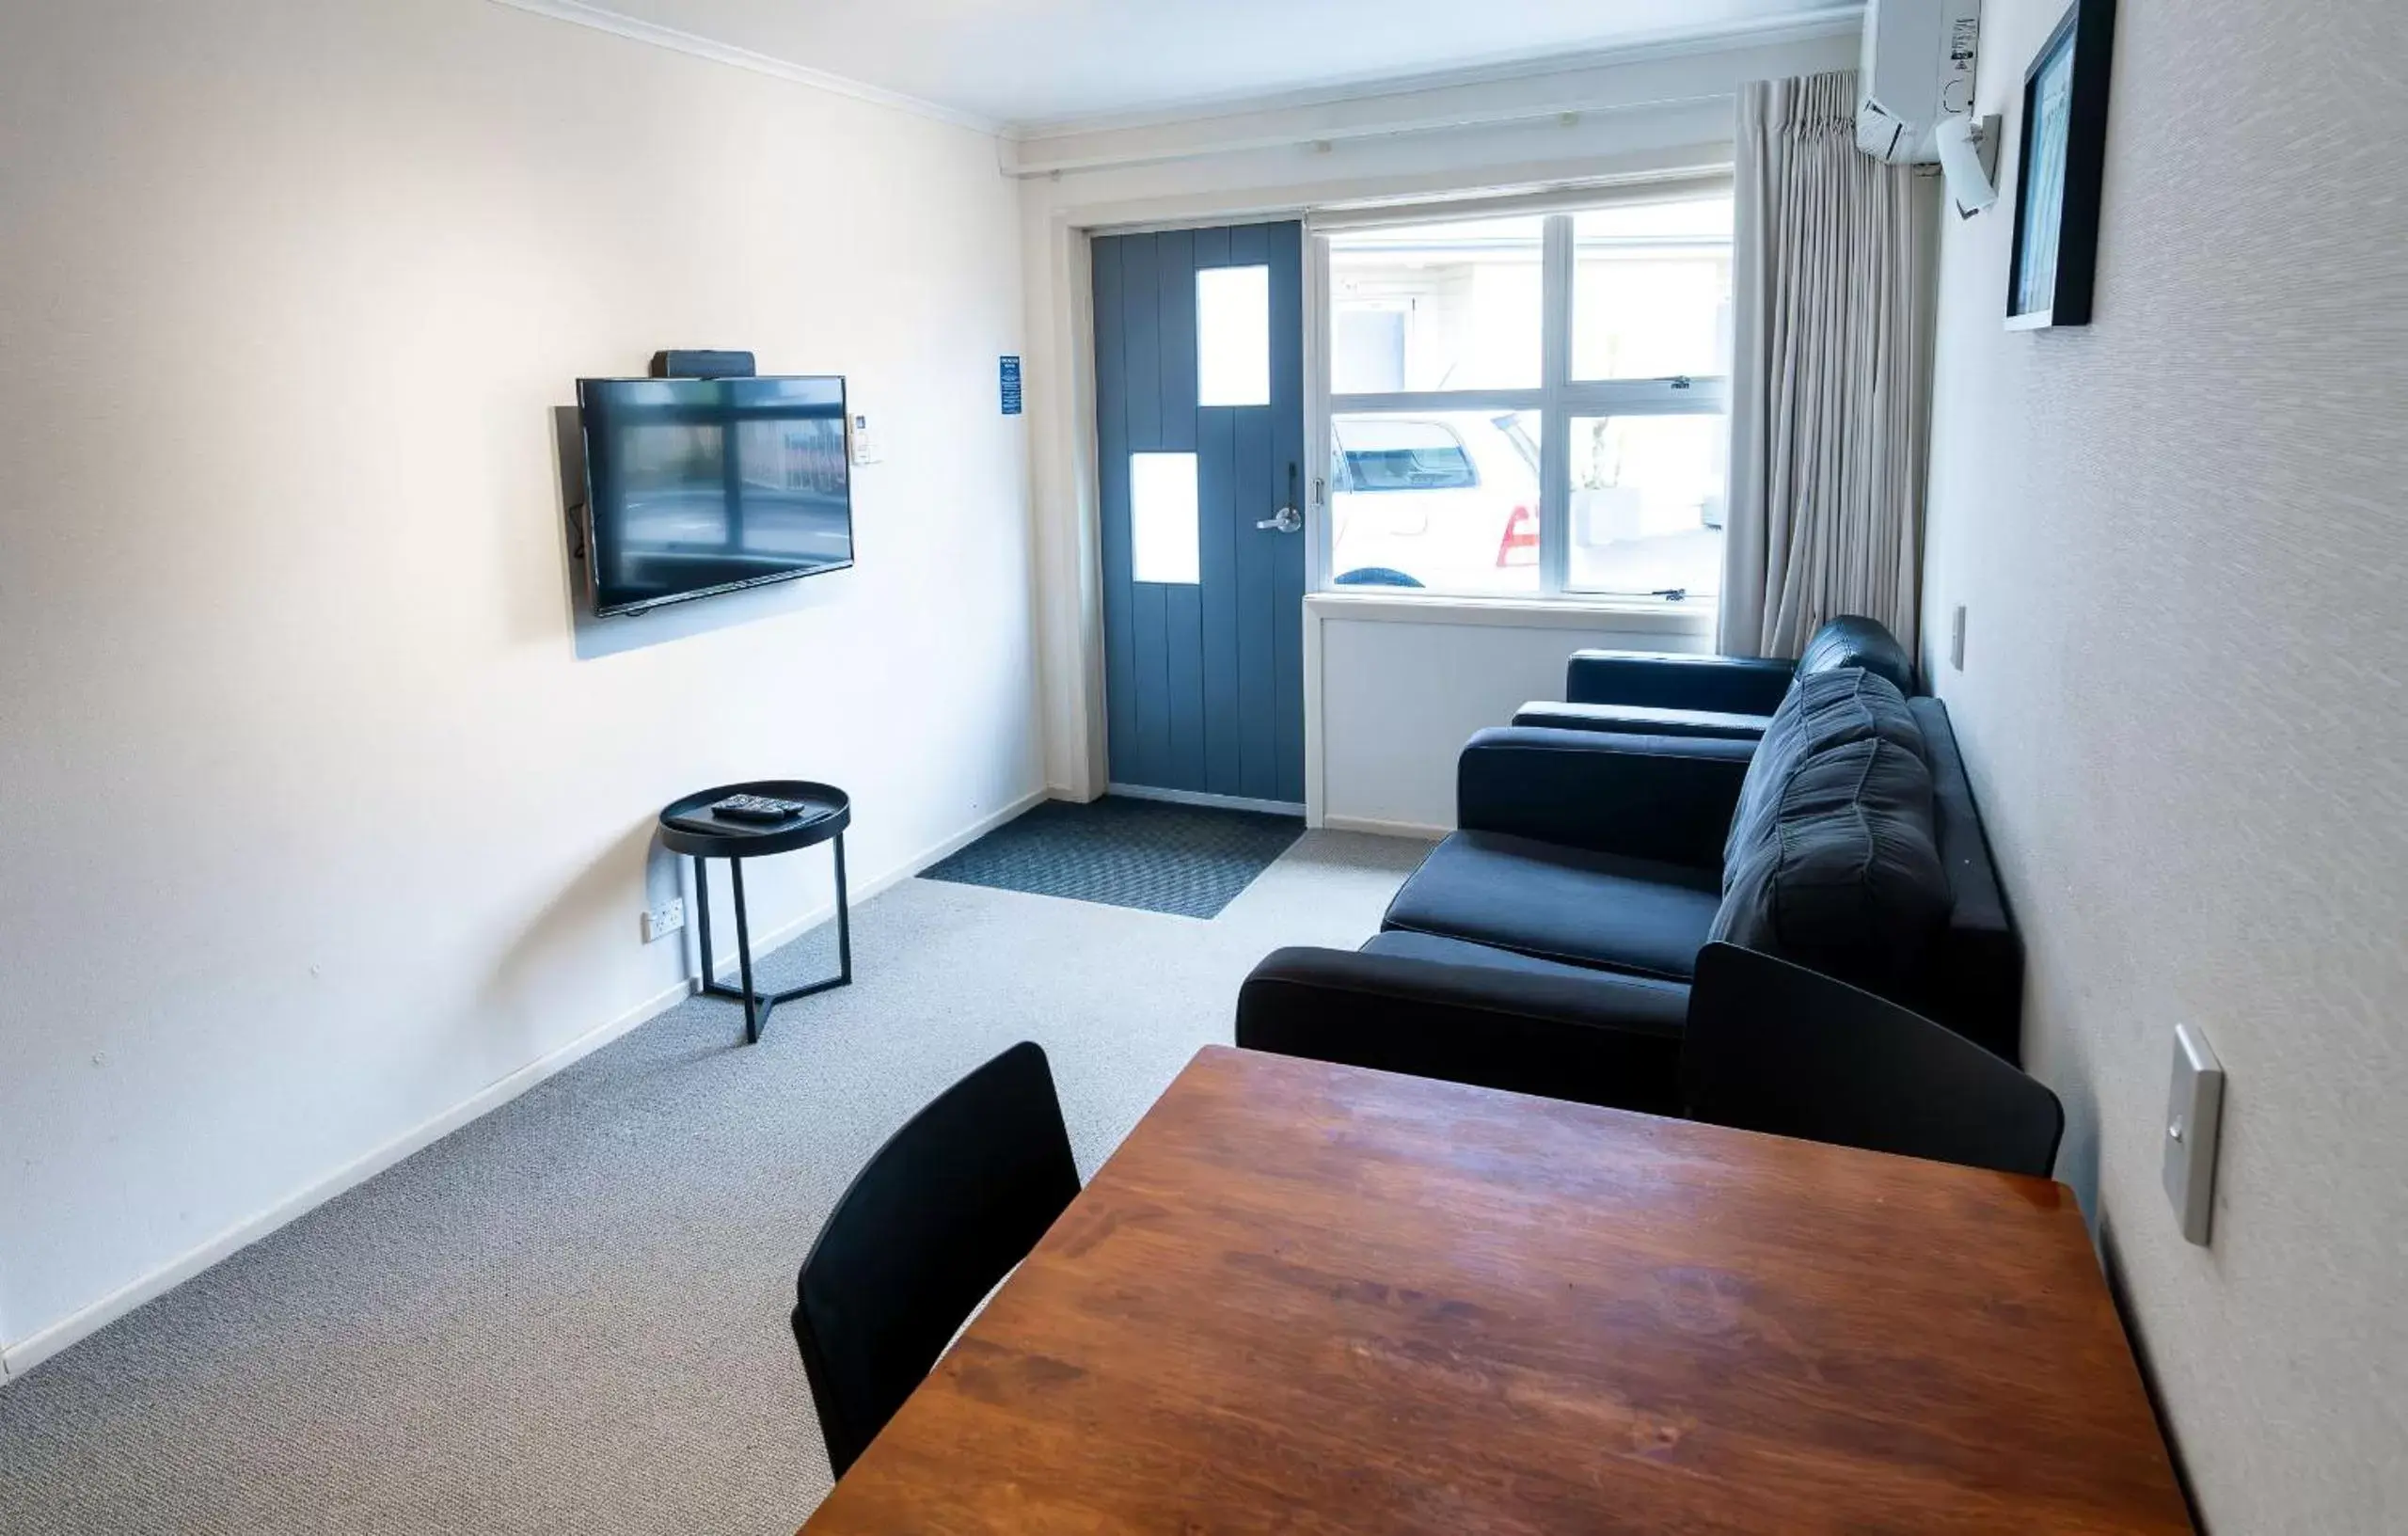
[1712,668,1948,994]
[1796,615,1916,695]
[1720,666,1926,868]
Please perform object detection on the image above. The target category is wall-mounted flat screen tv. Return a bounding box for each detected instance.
[576,374,851,616]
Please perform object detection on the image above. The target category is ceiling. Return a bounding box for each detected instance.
[578,0,1857,130]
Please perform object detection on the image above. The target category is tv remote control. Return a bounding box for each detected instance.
[710,794,811,823]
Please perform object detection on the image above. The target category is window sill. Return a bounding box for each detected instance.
[1305,589,1717,636]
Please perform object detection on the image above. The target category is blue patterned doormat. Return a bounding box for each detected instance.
[918,796,1305,918]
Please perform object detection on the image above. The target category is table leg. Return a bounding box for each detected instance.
[833,831,851,985]
[689,832,850,1045]
[730,856,760,1046]
[691,854,714,990]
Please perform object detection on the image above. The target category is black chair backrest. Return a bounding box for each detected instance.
[792,1041,1080,1478]
[1682,942,2063,1178]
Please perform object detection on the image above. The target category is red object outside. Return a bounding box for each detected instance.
[1496,505,1537,567]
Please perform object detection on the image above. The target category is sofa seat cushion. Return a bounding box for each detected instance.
[1383,831,1723,982]
[1713,668,1949,993]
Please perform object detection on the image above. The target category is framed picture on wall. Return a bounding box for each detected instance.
[2006,0,2116,328]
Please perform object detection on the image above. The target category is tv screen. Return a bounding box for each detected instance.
[576,375,852,616]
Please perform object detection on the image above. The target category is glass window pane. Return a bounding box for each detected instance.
[1130,451,1199,584]
[1571,198,1734,381]
[1565,414,1726,598]
[1330,410,1542,596]
[1196,264,1271,406]
[1329,216,1545,393]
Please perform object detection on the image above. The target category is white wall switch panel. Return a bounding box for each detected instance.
[642,897,686,944]
[849,413,882,465]
[2162,1022,2226,1244]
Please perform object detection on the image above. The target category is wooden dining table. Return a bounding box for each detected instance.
[800,1045,2193,1534]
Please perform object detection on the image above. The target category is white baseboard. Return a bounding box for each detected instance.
[1320,814,1450,841]
[0,786,1049,1385]
[0,973,694,1381]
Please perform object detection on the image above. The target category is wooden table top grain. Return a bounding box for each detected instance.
[800,1046,2193,1535]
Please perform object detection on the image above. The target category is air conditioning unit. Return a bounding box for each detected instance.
[1856,0,1983,165]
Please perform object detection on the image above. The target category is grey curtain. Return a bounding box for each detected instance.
[1719,69,1935,659]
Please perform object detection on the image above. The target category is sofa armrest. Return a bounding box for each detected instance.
[1903,696,2025,1063]
[1512,700,1770,741]
[1456,726,1753,868]
[1565,650,1797,715]
[1235,946,1686,1114]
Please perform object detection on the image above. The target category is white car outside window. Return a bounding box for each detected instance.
[1329,411,1541,595]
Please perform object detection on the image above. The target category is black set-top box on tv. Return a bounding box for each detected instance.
[575,374,852,617]
[651,349,755,379]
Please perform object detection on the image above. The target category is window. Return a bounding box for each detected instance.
[1320,192,1732,599]
[1330,216,1544,393]
[1568,414,1726,597]
[1328,409,1541,593]
[1570,200,1734,382]
[1129,451,1199,584]
[1196,264,1271,406]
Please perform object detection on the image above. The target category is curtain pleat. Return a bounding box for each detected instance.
[1719,70,1933,660]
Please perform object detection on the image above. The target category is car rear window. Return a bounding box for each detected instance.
[1336,421,1477,492]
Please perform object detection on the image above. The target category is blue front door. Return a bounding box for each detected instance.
[1092,222,1307,806]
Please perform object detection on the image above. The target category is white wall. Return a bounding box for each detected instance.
[0,0,1038,1372]
[1310,596,1709,835]
[1920,1,2408,1528]
[1014,28,1854,812]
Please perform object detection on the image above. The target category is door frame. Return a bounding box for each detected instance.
[1060,204,1326,818]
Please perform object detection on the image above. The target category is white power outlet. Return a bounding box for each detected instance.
[642,897,686,944]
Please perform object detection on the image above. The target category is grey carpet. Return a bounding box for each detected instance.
[915,795,1306,918]
[0,830,1429,1536]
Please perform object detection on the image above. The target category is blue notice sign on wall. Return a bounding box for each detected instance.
[999,355,1023,416]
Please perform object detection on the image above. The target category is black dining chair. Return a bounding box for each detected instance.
[791,1040,1081,1478]
[1682,942,2064,1179]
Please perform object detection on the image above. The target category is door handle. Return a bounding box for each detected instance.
[1257,462,1304,533]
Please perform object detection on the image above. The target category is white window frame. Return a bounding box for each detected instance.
[1309,182,1733,602]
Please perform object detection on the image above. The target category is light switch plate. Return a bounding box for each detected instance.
[2162,1022,2225,1244]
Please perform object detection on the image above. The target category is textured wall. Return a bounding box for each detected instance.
[1920,2,2407,1528]
[0,0,1037,1365]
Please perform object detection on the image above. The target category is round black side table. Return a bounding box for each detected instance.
[657,780,852,1044]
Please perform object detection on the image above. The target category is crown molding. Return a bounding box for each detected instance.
[1003,6,1864,142]
[1003,91,1735,180]
[485,0,1004,135]
[486,0,1860,156]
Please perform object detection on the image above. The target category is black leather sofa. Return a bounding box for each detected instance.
[1237,618,2021,1116]
[1513,616,1913,740]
